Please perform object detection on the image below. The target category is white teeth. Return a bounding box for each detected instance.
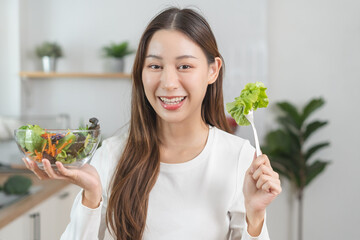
[159,96,185,104]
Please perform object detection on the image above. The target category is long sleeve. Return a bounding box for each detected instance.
[60,190,105,240]
[60,133,126,240]
[228,140,270,240]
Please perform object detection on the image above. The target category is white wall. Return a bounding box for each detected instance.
[17,0,268,139]
[0,0,21,115]
[267,0,360,239]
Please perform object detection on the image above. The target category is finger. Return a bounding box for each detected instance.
[261,180,282,195]
[250,154,272,173]
[256,175,281,189]
[55,162,80,185]
[252,164,279,181]
[256,174,272,189]
[257,176,282,194]
[29,160,49,180]
[252,165,272,181]
[22,158,30,169]
[56,161,76,179]
[42,159,66,180]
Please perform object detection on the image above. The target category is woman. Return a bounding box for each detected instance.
[24,7,281,240]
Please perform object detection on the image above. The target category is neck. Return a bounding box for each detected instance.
[157,117,209,149]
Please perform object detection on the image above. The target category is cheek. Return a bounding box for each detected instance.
[142,74,157,101]
[185,73,209,96]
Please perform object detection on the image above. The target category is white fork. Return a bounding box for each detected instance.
[245,110,262,157]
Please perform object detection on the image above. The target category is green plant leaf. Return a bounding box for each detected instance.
[35,42,63,58]
[277,102,302,128]
[263,98,330,192]
[270,155,300,174]
[303,120,328,141]
[278,116,301,132]
[264,128,302,157]
[264,130,293,155]
[305,160,330,186]
[305,142,330,161]
[269,161,293,181]
[301,98,325,123]
[272,158,301,188]
[103,41,134,58]
[284,127,301,152]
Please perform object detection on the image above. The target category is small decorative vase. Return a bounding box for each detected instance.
[105,58,125,73]
[42,56,57,72]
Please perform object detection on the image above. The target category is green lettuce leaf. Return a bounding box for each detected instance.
[24,125,46,152]
[16,125,29,149]
[56,150,76,164]
[56,132,76,151]
[226,82,269,126]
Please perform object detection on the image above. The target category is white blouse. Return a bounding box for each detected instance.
[61,126,270,240]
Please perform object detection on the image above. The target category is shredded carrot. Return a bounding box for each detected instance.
[52,143,56,156]
[33,130,74,162]
[42,142,47,153]
[34,149,43,162]
[47,134,52,154]
[57,139,73,153]
[41,133,56,138]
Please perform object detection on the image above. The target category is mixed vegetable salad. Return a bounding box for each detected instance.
[15,118,100,165]
[226,82,269,126]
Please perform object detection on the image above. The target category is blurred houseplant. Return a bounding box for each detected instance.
[262,98,330,240]
[35,41,63,72]
[102,41,134,72]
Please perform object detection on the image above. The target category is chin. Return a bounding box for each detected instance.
[155,111,189,125]
[158,115,186,124]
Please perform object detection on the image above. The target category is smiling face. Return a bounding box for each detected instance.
[142,29,221,126]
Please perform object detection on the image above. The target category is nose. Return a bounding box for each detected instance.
[160,66,179,90]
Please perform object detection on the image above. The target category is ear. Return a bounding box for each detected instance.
[207,57,222,85]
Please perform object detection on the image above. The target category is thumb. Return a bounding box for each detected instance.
[247,152,257,174]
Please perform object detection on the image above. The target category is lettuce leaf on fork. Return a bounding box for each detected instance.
[226,82,269,126]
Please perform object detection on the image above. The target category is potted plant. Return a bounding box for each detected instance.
[102,41,134,72]
[35,41,63,72]
[261,97,331,240]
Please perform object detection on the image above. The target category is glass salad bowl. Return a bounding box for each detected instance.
[14,125,101,169]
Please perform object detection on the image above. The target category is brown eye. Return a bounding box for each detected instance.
[179,65,191,70]
[149,64,162,69]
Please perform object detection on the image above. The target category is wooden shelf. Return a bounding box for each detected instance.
[19,72,131,79]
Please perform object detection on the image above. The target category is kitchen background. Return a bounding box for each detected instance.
[0,0,359,239]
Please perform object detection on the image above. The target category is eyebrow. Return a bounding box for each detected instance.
[145,54,198,60]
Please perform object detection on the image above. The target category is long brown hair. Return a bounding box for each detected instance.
[106,7,231,239]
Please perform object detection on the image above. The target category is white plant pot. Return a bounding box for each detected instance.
[104,58,125,73]
[42,56,57,72]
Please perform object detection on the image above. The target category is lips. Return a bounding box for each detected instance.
[158,96,186,110]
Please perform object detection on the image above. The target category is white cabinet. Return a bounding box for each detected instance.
[0,212,30,240]
[0,184,80,240]
[40,184,80,239]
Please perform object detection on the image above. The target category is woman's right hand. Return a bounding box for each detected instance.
[23,158,102,208]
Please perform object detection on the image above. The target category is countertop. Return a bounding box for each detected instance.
[0,172,69,229]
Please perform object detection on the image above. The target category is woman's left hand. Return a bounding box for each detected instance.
[243,154,282,224]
